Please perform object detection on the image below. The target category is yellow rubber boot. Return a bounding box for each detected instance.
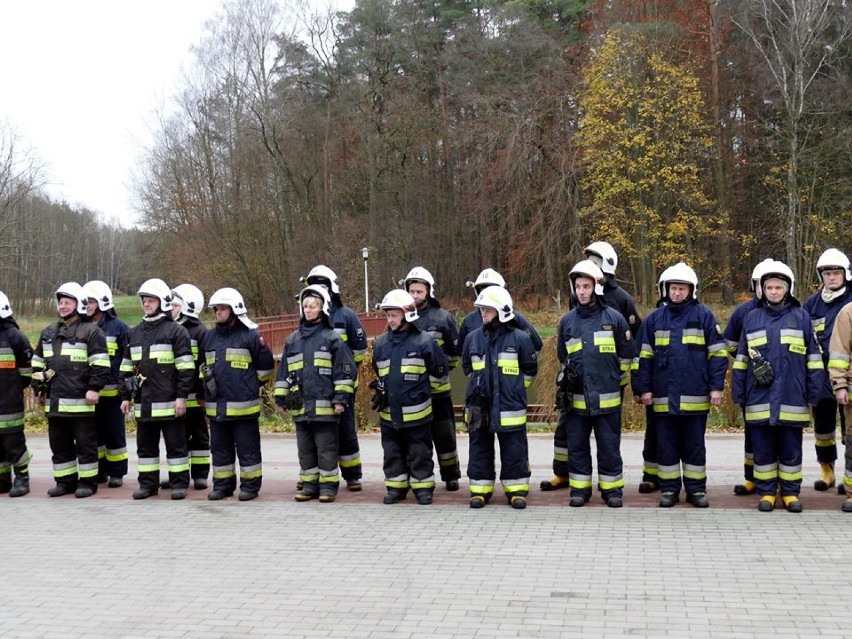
[814,462,835,491]
[540,475,569,491]
[733,480,756,496]
[757,495,775,512]
[782,495,803,513]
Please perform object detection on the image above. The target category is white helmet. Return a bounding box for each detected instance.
[584,241,618,275]
[658,262,699,300]
[137,278,173,313]
[208,287,257,329]
[0,291,13,319]
[171,284,205,319]
[474,286,515,323]
[473,268,506,292]
[299,285,331,319]
[569,260,605,297]
[83,280,114,312]
[750,258,775,295]
[403,266,437,299]
[55,282,87,315]
[816,248,852,282]
[758,260,796,298]
[305,265,340,295]
[380,289,419,323]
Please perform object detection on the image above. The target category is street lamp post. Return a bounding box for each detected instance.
[361,247,369,314]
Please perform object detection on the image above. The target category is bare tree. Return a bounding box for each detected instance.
[732,0,851,277]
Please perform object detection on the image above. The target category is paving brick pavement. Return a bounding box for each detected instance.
[2,432,851,638]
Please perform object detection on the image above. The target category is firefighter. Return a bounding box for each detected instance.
[557,260,633,508]
[274,285,356,503]
[732,261,826,512]
[722,259,775,496]
[634,262,727,508]
[120,279,195,500]
[463,286,537,509]
[33,282,110,498]
[0,291,34,497]
[83,280,130,488]
[372,289,448,505]
[542,241,642,492]
[828,300,852,510]
[802,248,852,493]
[303,265,367,492]
[457,268,542,353]
[404,267,462,491]
[201,287,274,501]
[167,283,211,490]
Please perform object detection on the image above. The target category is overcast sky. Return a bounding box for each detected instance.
[0,0,227,225]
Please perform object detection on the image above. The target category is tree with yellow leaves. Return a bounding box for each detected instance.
[577,28,720,303]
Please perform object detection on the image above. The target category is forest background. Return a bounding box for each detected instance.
[1,0,849,314]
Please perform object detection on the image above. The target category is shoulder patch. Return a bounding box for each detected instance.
[355,328,364,337]
[602,324,613,331]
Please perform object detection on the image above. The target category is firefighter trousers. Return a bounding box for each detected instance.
[549,411,569,478]
[0,431,31,491]
[95,396,128,479]
[467,427,529,501]
[210,418,262,495]
[813,398,844,464]
[431,394,461,482]
[296,420,339,497]
[641,405,658,485]
[655,413,707,496]
[740,407,754,482]
[752,423,803,497]
[337,402,361,482]
[48,416,99,489]
[565,411,624,499]
[185,407,210,480]
[381,422,434,497]
[136,418,189,491]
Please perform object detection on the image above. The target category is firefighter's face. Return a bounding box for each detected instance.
[407,282,429,308]
[171,300,183,319]
[213,305,232,323]
[141,296,160,316]
[763,280,787,303]
[574,277,595,305]
[667,282,691,303]
[302,296,322,322]
[57,296,77,318]
[821,268,846,291]
[85,298,99,317]
[479,307,498,324]
[385,308,405,331]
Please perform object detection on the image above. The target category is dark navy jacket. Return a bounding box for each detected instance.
[0,319,32,432]
[462,320,537,432]
[372,324,447,429]
[274,319,356,423]
[96,312,130,398]
[200,320,275,422]
[634,299,727,415]
[557,302,633,416]
[732,300,827,426]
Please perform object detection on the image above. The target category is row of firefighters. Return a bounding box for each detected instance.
[2,242,852,512]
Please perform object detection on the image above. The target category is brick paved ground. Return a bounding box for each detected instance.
[2,432,850,638]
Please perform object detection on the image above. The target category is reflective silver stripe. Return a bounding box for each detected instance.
[681,395,710,404]
[375,359,390,369]
[779,404,809,414]
[226,347,251,358]
[58,398,89,406]
[227,400,260,410]
[779,463,802,473]
[287,353,304,365]
[683,463,705,473]
[745,330,767,341]
[707,343,725,353]
[745,403,770,414]
[315,399,332,408]
[167,457,189,466]
[654,330,671,340]
[497,352,518,362]
[437,451,457,461]
[0,412,24,422]
[402,399,431,415]
[780,328,804,339]
[401,357,426,367]
[149,344,173,353]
